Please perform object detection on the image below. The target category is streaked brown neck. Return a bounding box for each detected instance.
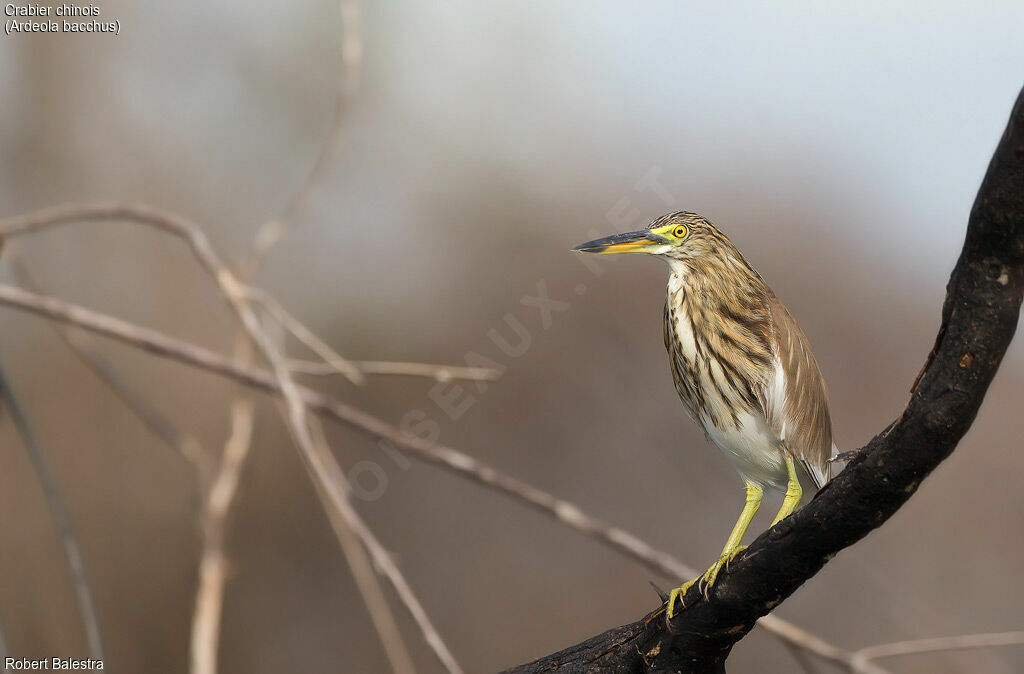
[674,239,773,353]
[665,240,776,423]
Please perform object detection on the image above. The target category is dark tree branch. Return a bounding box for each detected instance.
[503,85,1024,674]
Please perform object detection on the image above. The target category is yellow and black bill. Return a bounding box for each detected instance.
[571,230,666,255]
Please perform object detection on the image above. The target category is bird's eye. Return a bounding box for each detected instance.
[673,226,688,238]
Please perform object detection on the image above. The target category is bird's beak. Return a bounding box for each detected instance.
[571,230,663,255]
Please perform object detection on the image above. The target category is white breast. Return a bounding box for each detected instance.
[704,412,789,492]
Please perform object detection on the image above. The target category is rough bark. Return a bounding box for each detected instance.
[502,84,1024,674]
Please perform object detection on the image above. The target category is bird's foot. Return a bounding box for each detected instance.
[665,546,747,619]
[701,545,746,596]
[665,577,699,620]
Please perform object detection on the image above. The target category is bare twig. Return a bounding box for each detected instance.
[273,362,465,673]
[306,415,415,674]
[758,619,851,670]
[780,641,820,674]
[235,13,418,658]
[0,281,850,665]
[10,252,236,673]
[12,252,234,671]
[190,398,255,674]
[8,254,212,477]
[285,357,501,382]
[0,202,463,673]
[236,4,419,661]
[850,631,1024,674]
[240,0,359,278]
[246,286,500,384]
[0,365,104,661]
[338,0,362,97]
[245,287,365,385]
[15,234,417,672]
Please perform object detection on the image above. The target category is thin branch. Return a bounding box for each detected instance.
[11,251,243,673]
[246,288,501,384]
[780,641,820,674]
[0,202,463,673]
[245,287,364,385]
[0,281,849,664]
[8,254,212,477]
[279,391,465,674]
[13,252,455,673]
[0,365,104,661]
[239,0,359,278]
[759,619,851,670]
[190,398,255,674]
[306,414,415,674]
[10,251,240,674]
[292,358,502,382]
[237,28,417,659]
[850,631,1024,674]
[338,0,363,97]
[236,2,418,660]
[7,167,415,674]
[242,290,466,673]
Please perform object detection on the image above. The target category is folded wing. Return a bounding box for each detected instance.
[763,292,833,488]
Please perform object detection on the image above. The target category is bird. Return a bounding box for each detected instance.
[572,211,835,618]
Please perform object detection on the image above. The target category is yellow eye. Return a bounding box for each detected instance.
[673,225,688,238]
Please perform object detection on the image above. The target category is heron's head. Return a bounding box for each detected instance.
[572,211,728,265]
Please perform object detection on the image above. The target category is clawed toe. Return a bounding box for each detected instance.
[667,548,749,618]
[725,545,746,568]
[665,578,697,619]
[699,558,725,598]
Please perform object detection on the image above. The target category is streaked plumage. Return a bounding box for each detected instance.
[655,212,833,495]
[573,211,835,616]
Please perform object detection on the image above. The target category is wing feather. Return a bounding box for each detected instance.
[763,292,833,488]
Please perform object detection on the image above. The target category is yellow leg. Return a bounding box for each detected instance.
[666,482,762,618]
[771,454,802,526]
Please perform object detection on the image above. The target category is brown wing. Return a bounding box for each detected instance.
[764,292,833,488]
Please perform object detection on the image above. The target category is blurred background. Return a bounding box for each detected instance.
[1,2,1022,672]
